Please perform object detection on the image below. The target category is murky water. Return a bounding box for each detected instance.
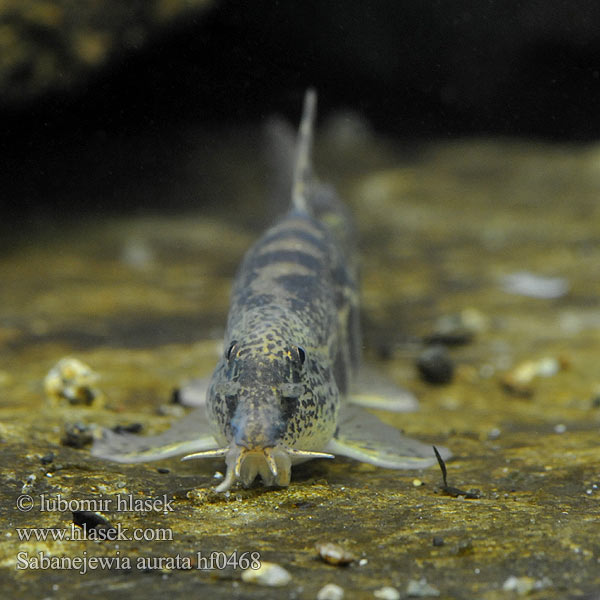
[1,126,599,598]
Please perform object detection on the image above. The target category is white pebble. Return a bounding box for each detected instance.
[241,562,291,587]
[488,427,501,440]
[500,271,569,299]
[503,575,553,595]
[502,576,534,595]
[317,583,344,600]
[406,578,440,597]
[554,423,567,434]
[374,586,400,600]
[537,357,560,377]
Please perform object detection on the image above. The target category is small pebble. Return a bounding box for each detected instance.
[317,583,344,600]
[487,427,501,440]
[502,575,552,595]
[241,562,291,587]
[536,357,560,377]
[61,422,94,448]
[40,452,55,465]
[432,536,444,547]
[416,345,454,385]
[499,271,569,299]
[427,308,488,345]
[412,479,423,487]
[373,586,400,600]
[21,474,36,494]
[44,357,101,406]
[554,423,567,434]
[500,356,563,397]
[315,542,356,566]
[406,578,440,597]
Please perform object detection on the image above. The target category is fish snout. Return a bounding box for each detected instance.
[215,444,292,492]
[230,386,287,449]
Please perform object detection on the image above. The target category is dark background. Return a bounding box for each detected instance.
[2,0,600,222]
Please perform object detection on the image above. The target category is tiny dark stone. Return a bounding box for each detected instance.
[592,395,600,408]
[112,422,143,434]
[72,510,113,530]
[171,388,182,404]
[433,536,445,547]
[417,345,454,384]
[40,452,55,465]
[157,467,170,474]
[61,422,94,448]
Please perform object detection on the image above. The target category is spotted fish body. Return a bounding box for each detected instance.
[92,90,451,491]
[196,91,361,490]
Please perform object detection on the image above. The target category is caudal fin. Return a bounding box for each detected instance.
[291,89,317,214]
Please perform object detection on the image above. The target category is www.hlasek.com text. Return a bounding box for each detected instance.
[17,523,173,542]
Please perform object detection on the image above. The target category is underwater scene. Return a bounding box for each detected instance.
[0,2,599,599]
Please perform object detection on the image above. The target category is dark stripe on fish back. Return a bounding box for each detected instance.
[250,250,324,275]
[260,221,329,255]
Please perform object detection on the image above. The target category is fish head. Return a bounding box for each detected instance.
[183,333,338,491]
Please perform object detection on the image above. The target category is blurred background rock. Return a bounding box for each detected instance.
[1,0,599,221]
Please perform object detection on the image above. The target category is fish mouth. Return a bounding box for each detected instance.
[182,445,334,492]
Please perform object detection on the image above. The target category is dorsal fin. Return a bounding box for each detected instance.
[291,89,317,214]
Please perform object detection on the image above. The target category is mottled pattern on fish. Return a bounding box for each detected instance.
[208,220,354,423]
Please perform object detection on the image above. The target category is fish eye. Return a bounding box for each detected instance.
[225,341,239,361]
[295,346,306,366]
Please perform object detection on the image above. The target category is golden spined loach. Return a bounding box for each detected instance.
[92,90,451,492]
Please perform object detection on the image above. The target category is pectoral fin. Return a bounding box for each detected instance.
[91,407,218,463]
[326,404,451,469]
[349,365,418,412]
